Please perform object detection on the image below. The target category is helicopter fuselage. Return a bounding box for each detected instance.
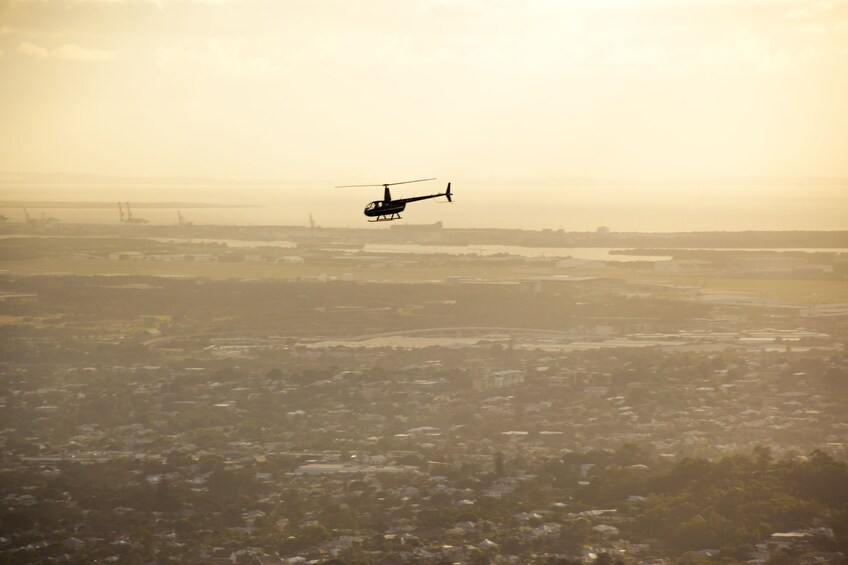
[335,179,451,222]
[364,200,406,218]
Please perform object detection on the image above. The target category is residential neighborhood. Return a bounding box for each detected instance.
[1,225,846,563]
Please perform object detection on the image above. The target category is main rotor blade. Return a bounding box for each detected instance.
[385,178,437,186]
[334,178,436,188]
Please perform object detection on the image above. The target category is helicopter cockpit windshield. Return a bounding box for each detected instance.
[365,202,381,212]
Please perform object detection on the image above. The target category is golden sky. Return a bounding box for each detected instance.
[1,0,847,183]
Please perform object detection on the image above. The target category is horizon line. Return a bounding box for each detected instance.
[3,171,848,186]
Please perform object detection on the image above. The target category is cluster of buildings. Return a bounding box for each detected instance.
[1,336,846,563]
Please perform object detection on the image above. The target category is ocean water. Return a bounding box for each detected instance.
[2,179,846,232]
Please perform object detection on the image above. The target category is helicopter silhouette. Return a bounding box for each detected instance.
[336,178,452,222]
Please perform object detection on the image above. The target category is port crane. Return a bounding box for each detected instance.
[118,202,148,224]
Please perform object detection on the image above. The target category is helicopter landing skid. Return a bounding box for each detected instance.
[369,213,402,222]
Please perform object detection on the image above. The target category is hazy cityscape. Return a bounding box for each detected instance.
[1,215,846,564]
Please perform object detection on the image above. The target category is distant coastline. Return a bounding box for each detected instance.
[3,174,846,232]
[0,201,250,209]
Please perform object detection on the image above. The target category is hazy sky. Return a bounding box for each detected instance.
[1,0,847,184]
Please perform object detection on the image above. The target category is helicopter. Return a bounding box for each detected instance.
[336,178,452,222]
